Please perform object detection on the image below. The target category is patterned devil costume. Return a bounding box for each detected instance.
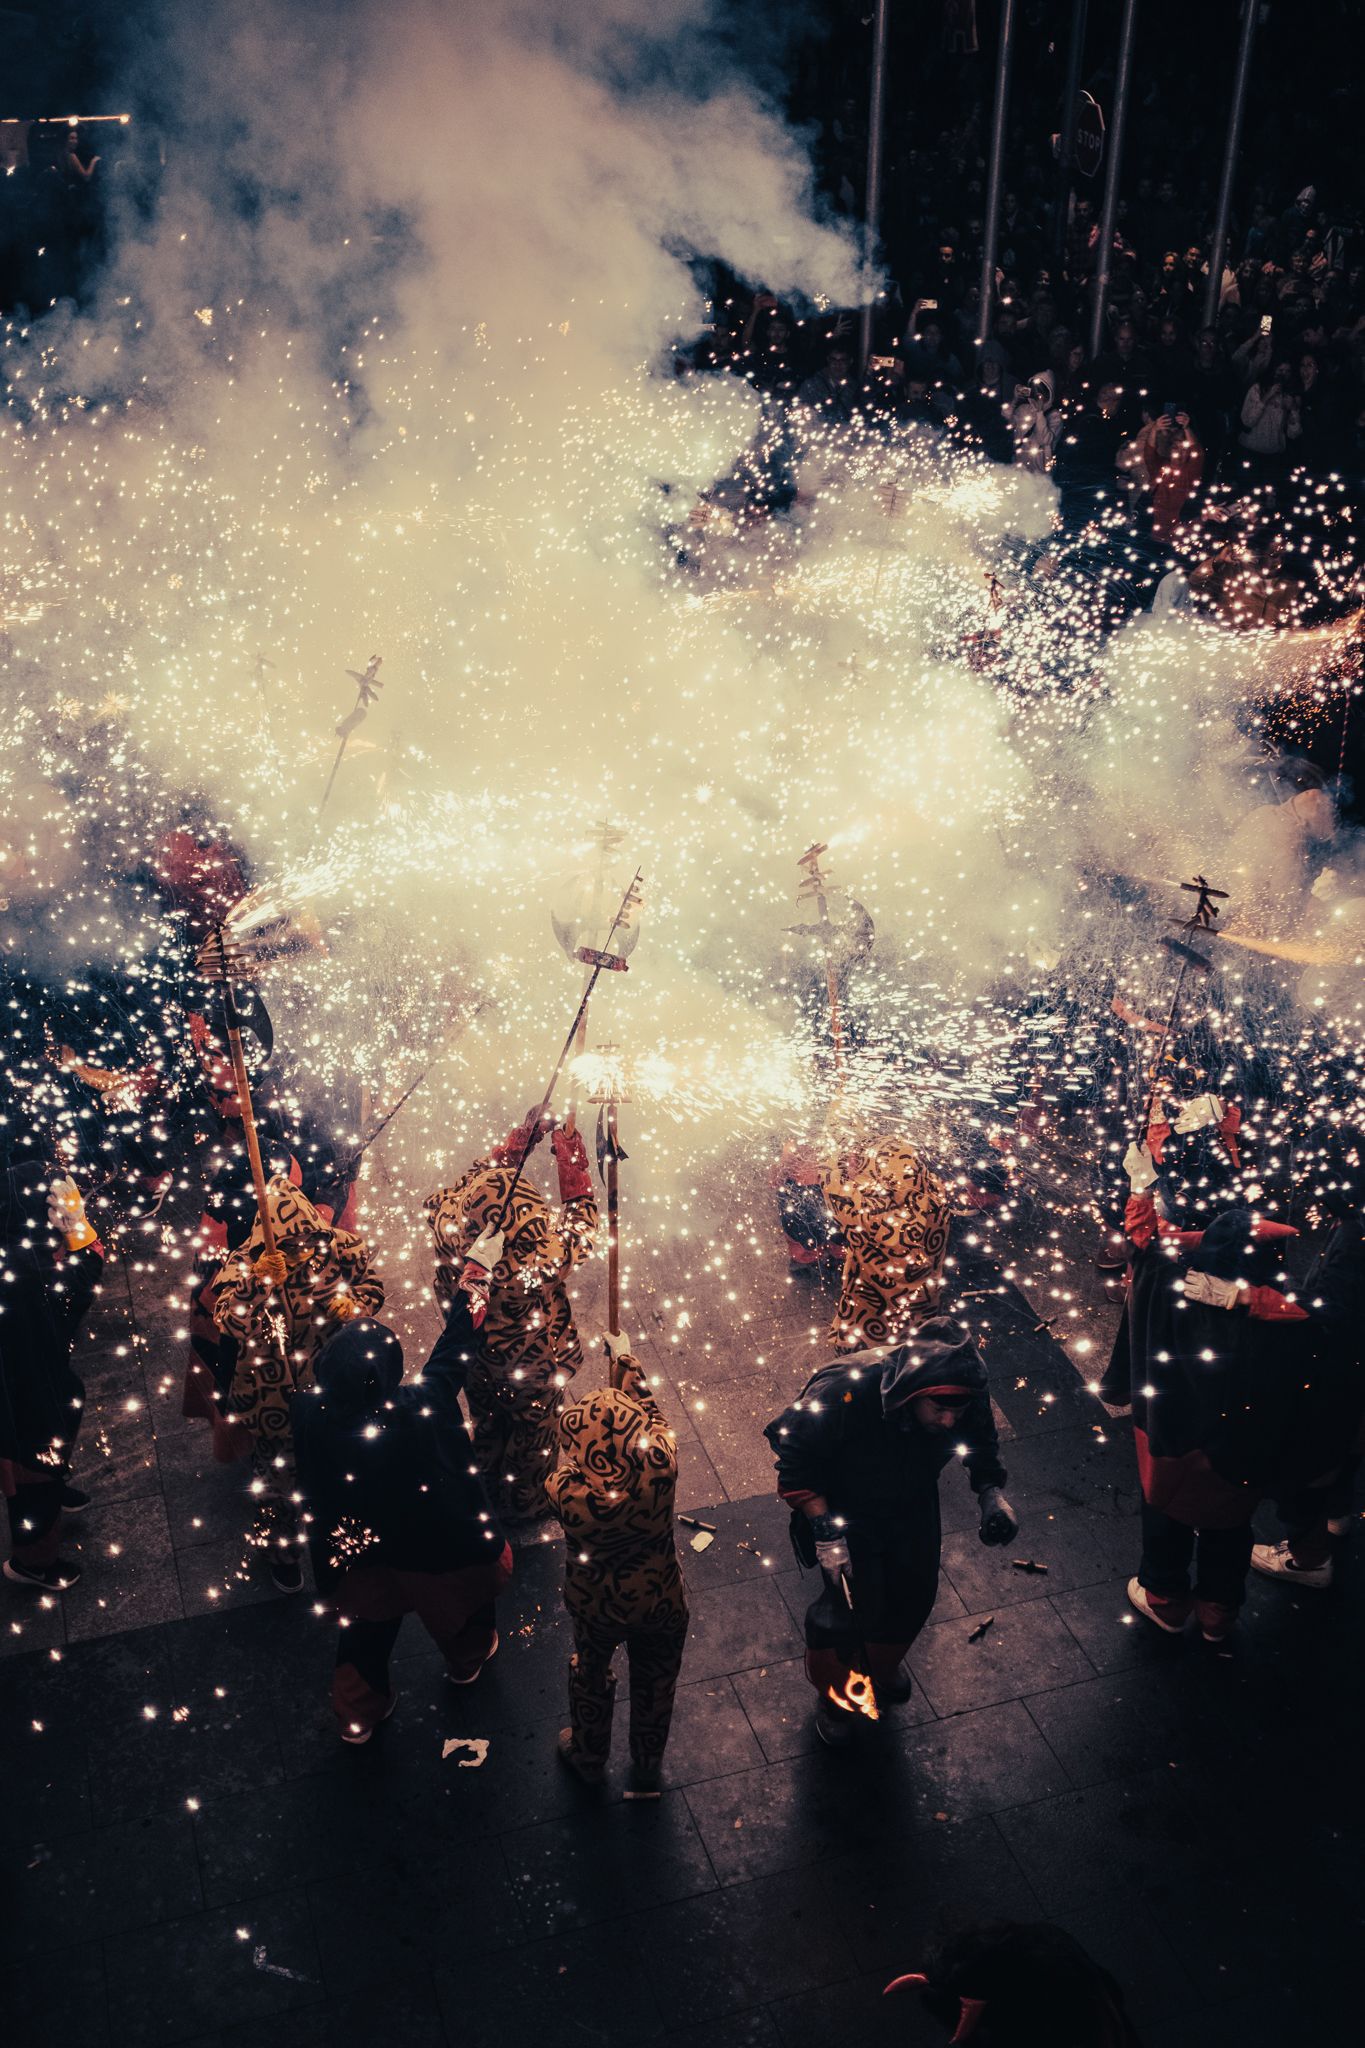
[546,1357,688,1780]
[212,1177,384,1519]
[425,1133,596,1521]
[822,1135,952,1352]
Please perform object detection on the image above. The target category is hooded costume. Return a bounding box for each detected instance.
[822,1135,952,1352]
[1101,1198,1346,1628]
[546,1356,688,1781]
[212,1175,383,1533]
[425,1123,596,1521]
[1,1130,103,1571]
[292,1298,511,1734]
[765,1319,1007,1706]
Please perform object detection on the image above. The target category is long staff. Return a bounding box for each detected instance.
[492,868,642,1231]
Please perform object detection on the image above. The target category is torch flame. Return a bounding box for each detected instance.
[827,1669,880,1721]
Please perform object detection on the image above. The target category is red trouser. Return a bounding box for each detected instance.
[331,1547,513,1732]
[3,1461,66,1566]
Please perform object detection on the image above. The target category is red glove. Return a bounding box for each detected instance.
[1246,1285,1309,1322]
[1125,1194,1158,1249]
[1219,1102,1242,1169]
[1145,1118,1172,1166]
[491,1108,547,1167]
[552,1125,592,1203]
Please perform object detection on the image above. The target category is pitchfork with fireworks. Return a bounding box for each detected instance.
[319,654,384,818]
[491,866,643,1235]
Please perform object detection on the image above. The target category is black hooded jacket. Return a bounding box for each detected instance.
[1,1135,102,1468]
[292,1295,504,1584]
[1102,1206,1358,1507]
[764,1318,1005,1522]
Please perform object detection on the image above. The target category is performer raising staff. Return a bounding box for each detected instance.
[822,1130,953,1352]
[425,1108,597,1523]
[213,1176,384,1589]
[548,1332,688,1798]
[292,1256,512,1744]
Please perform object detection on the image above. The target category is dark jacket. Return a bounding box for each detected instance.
[292,1297,504,1584]
[1102,1204,1357,1522]
[1,1148,102,1467]
[764,1318,1006,1524]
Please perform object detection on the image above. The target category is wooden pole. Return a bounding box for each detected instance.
[219,978,278,1260]
[606,1095,621,1338]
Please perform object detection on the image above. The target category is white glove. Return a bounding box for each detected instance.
[1123,1142,1158,1193]
[1173,1093,1223,1137]
[815,1537,851,1575]
[48,1176,97,1250]
[463,1227,504,1274]
[603,1330,632,1366]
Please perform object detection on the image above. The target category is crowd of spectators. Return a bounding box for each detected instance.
[677,2,1365,629]
[0,120,128,312]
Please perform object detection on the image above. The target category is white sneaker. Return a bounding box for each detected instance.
[1327,1515,1356,1538]
[1125,1577,1189,1633]
[1251,1541,1332,1589]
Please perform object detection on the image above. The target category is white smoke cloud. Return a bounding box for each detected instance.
[2,0,1357,1351]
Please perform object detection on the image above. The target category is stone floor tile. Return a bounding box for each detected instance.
[818,1822,1040,1972]
[907,1599,1096,1717]
[60,1496,184,1642]
[936,1503,1119,1614]
[889,1698,1071,1821]
[631,1868,857,2030]
[502,1791,719,1937]
[433,1914,666,2048]
[655,1673,766,1786]
[102,1888,323,2047]
[0,1940,111,2048]
[0,1814,202,1963]
[683,1575,804,1683]
[992,1766,1251,1915]
[86,1690,285,1826]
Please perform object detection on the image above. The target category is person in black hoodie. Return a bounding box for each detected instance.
[292,1241,511,1743]
[1101,1190,1330,1642]
[1,1107,104,1589]
[1253,1124,1365,1589]
[885,1919,1143,2046]
[764,1318,1016,1746]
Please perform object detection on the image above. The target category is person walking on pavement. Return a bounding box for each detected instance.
[292,1230,511,1743]
[549,1332,688,1799]
[765,1317,1017,1747]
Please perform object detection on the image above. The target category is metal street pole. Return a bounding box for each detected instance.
[1087,0,1140,360]
[977,0,1019,345]
[859,0,891,371]
[1202,0,1261,329]
[1050,0,1089,275]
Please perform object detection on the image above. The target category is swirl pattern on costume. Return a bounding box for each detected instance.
[213,1176,384,1476]
[424,1158,597,1520]
[822,1136,951,1352]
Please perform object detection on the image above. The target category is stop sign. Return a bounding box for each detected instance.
[1074,92,1105,178]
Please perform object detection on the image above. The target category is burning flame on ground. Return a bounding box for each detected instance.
[827,1668,880,1720]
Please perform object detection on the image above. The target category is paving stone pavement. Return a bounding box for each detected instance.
[2,1200,1359,2045]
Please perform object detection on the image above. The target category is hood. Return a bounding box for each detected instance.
[879,1317,988,1416]
[557,1385,664,1496]
[1027,369,1055,407]
[245,1173,330,1255]
[425,1162,563,1279]
[311,1318,405,1417]
[823,1134,948,1225]
[1187,1204,1296,1284]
